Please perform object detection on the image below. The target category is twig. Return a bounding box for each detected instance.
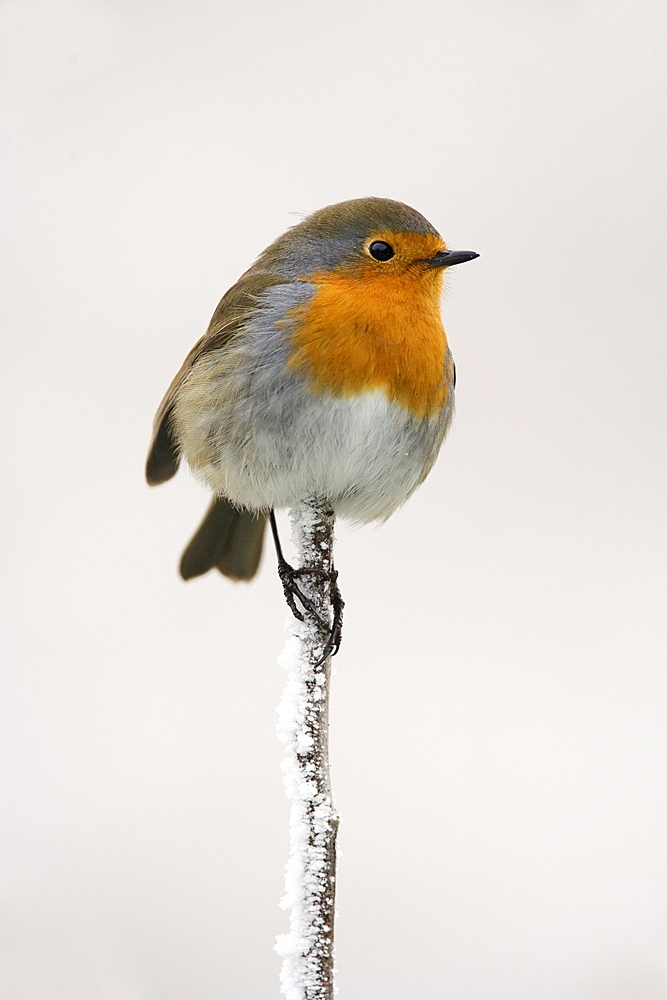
[275,498,339,1000]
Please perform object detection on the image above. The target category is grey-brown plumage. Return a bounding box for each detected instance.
[145,271,283,580]
[145,270,285,489]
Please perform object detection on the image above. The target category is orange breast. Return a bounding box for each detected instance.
[286,265,452,420]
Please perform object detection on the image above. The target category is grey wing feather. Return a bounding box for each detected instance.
[145,333,211,486]
[145,270,285,487]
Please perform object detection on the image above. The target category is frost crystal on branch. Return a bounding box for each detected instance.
[275,500,339,1000]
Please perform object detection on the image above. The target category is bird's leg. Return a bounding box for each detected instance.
[269,510,329,632]
[269,510,344,656]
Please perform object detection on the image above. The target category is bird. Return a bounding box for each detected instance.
[146,196,478,649]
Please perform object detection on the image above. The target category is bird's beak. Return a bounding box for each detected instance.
[426,249,480,268]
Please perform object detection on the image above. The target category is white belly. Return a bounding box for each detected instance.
[177,381,452,523]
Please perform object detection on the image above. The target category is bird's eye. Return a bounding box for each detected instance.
[368,240,395,261]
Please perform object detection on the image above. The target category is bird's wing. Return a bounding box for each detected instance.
[145,270,285,486]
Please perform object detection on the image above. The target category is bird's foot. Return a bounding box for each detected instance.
[277,559,329,632]
[270,509,344,662]
[277,560,344,663]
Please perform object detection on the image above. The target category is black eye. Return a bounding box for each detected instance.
[368,240,395,261]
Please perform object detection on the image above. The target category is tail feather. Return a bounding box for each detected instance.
[179,497,266,582]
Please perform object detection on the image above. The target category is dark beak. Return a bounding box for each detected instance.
[426,249,480,268]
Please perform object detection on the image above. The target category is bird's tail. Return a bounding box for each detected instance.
[179,497,266,582]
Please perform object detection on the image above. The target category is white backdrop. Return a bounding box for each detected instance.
[2,1,666,997]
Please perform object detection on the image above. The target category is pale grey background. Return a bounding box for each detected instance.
[2,1,666,997]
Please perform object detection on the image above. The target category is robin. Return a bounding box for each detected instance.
[146,197,478,649]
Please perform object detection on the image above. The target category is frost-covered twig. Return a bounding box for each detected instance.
[275,499,339,1000]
